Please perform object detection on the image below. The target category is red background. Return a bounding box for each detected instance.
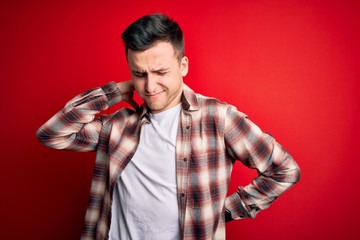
[1,0,359,239]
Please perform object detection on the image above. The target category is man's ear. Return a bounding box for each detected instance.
[180,56,189,77]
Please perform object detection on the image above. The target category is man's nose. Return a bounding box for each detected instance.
[145,74,157,93]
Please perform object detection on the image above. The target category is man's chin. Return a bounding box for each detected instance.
[144,102,164,113]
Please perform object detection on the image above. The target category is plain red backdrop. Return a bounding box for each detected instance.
[1,0,359,239]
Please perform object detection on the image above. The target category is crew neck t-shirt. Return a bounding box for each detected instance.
[109,103,182,240]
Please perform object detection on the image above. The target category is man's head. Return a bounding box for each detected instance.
[122,14,188,114]
[121,14,184,61]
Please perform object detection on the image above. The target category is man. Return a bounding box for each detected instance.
[36,14,301,240]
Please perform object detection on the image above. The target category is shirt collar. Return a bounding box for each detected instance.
[181,84,200,112]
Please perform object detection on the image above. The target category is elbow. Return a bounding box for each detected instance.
[287,151,301,183]
[35,127,70,149]
[36,127,57,148]
[285,155,301,184]
[294,162,301,183]
[271,153,301,184]
[36,127,49,145]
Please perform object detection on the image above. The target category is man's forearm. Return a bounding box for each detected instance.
[36,82,122,151]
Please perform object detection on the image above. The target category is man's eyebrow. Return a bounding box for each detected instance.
[131,69,146,74]
[130,67,170,74]
[151,67,170,72]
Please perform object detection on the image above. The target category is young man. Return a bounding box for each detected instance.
[36,14,301,240]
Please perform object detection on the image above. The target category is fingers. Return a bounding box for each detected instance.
[117,80,139,110]
[117,80,134,94]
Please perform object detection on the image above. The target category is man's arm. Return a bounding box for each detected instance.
[36,81,137,152]
[224,106,301,220]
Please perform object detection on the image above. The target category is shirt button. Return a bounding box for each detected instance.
[186,126,190,129]
[181,193,185,198]
[183,157,187,162]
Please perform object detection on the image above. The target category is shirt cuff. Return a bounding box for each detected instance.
[101,81,122,107]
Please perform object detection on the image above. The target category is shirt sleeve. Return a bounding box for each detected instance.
[224,106,301,220]
[36,82,122,152]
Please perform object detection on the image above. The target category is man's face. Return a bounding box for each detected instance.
[127,41,188,114]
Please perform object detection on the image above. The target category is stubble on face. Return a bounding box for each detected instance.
[127,41,188,114]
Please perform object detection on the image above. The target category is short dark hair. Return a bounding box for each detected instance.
[121,14,184,60]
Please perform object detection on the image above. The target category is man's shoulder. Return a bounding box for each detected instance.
[183,85,232,111]
[195,92,229,106]
[193,91,234,113]
[185,86,247,119]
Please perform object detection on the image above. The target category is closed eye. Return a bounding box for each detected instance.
[155,71,168,76]
[133,71,147,78]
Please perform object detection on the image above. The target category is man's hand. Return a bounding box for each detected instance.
[116,80,139,110]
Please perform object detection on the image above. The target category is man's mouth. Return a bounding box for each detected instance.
[145,90,165,97]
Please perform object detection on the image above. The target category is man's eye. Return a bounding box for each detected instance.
[134,73,145,78]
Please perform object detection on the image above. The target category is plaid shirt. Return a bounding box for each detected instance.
[36,82,300,240]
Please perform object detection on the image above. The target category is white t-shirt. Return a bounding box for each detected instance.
[109,103,182,240]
